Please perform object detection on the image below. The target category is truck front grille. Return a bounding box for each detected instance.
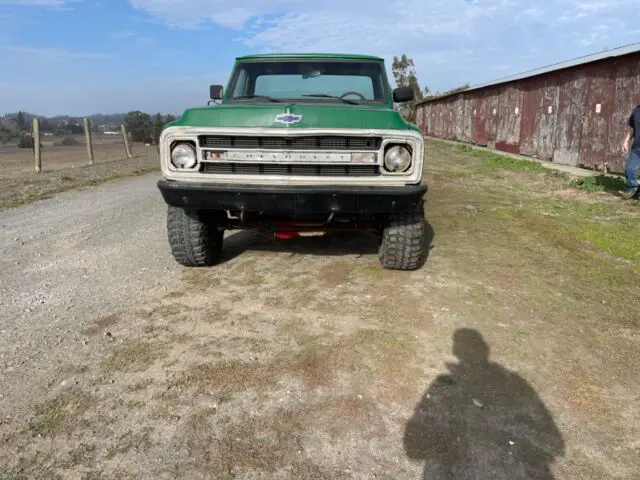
[199,135,381,151]
[200,163,380,177]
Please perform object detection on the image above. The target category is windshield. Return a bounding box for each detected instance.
[226,60,388,103]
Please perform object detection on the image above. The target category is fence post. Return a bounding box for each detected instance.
[121,124,132,159]
[83,117,94,165]
[33,117,41,173]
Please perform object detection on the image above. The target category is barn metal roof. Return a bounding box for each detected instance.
[418,41,640,104]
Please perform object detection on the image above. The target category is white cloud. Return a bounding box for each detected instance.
[2,0,637,113]
[126,0,638,95]
[571,0,611,13]
[130,0,517,37]
[128,0,636,58]
[129,0,303,29]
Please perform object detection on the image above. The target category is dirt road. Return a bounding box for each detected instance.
[1,140,639,479]
[0,174,179,391]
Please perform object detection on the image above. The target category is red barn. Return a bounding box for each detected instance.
[415,42,640,174]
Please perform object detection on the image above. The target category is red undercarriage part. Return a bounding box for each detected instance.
[274,231,300,239]
[273,220,301,239]
[269,220,330,239]
[255,214,368,240]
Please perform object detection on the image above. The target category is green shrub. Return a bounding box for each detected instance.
[18,136,33,148]
[61,136,79,146]
[569,175,626,193]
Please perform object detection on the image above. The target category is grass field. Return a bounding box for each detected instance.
[0,134,160,211]
[1,139,639,479]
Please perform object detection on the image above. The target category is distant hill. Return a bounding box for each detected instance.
[1,112,182,124]
[55,113,128,125]
[1,112,129,125]
[1,110,182,146]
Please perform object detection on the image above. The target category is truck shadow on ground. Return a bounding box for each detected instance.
[404,328,565,480]
[218,219,436,265]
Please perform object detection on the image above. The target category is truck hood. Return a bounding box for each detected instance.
[168,103,420,132]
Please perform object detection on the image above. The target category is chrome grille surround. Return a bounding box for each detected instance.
[160,126,425,186]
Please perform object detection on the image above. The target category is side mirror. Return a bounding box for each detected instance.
[393,86,414,103]
[210,85,223,100]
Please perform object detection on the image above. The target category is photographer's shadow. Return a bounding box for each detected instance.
[403,329,565,479]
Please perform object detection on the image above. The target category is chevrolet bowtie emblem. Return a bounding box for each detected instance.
[274,113,303,124]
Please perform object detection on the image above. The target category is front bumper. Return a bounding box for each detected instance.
[157,180,427,217]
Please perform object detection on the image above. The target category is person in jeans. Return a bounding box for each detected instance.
[622,104,640,199]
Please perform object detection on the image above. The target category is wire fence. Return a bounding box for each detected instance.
[0,118,160,179]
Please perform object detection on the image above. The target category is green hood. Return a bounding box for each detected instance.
[167,103,420,132]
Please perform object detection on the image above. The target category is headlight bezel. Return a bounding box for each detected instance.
[169,141,198,170]
[382,143,413,173]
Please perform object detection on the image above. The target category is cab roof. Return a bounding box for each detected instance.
[235,53,384,62]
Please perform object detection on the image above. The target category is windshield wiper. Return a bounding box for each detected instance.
[233,95,281,102]
[301,94,360,105]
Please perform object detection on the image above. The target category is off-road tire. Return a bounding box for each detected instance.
[378,210,428,271]
[167,206,223,267]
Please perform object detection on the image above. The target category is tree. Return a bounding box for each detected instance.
[152,113,165,145]
[0,117,20,145]
[152,114,178,145]
[18,134,36,149]
[124,111,153,143]
[392,54,429,123]
[40,118,52,132]
[16,111,27,132]
[53,123,68,136]
[425,83,471,100]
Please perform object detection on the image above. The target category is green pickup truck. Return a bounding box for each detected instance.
[157,53,429,271]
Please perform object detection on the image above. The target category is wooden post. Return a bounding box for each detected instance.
[121,124,132,159]
[33,117,41,173]
[83,117,94,165]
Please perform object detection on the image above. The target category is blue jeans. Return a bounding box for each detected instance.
[625,149,640,190]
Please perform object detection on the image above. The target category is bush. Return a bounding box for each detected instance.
[569,175,625,193]
[61,136,79,146]
[18,136,33,148]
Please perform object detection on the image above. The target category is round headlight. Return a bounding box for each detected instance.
[171,143,197,169]
[384,145,412,172]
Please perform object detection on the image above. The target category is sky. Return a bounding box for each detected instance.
[0,0,639,117]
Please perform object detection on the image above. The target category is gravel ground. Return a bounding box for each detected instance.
[0,174,178,412]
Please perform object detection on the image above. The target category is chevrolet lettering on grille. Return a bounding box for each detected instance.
[202,150,354,163]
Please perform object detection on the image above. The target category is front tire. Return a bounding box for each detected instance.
[166,206,223,267]
[378,210,428,271]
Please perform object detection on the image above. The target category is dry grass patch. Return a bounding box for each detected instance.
[317,260,353,287]
[230,259,266,286]
[27,390,94,438]
[100,340,166,374]
[202,304,233,324]
[162,327,421,413]
[66,443,98,469]
[0,153,159,211]
[105,426,154,460]
[181,396,381,477]
[181,268,223,289]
